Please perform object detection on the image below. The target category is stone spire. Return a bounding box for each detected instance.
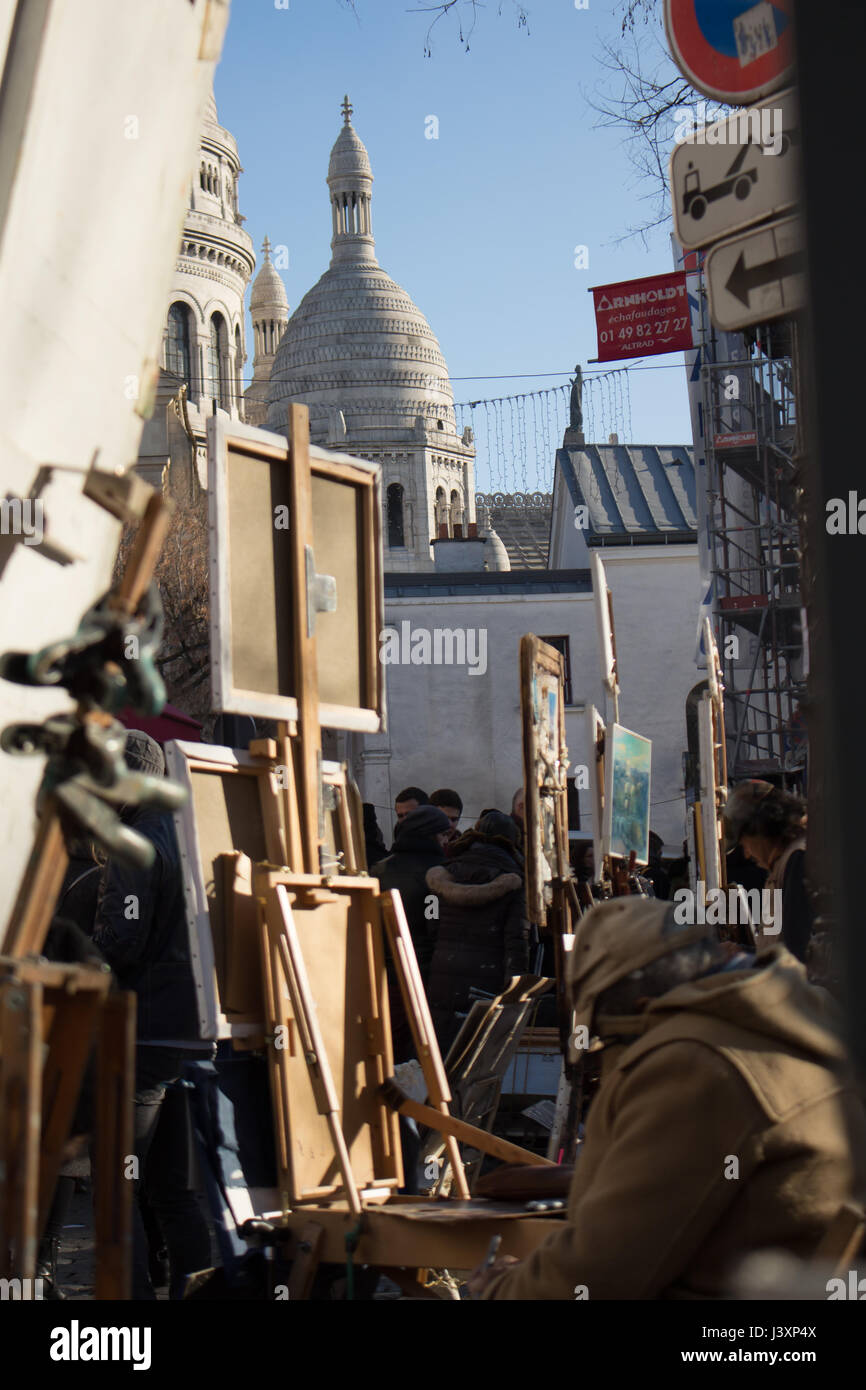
[245,233,289,427]
[327,95,375,265]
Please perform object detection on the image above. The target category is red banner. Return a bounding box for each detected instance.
[590,271,692,363]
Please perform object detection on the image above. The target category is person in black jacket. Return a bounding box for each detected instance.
[371,804,451,1061]
[425,811,530,1052]
[92,730,212,1299]
[362,802,388,873]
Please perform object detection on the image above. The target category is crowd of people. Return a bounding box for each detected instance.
[38,738,846,1303]
[366,785,536,1055]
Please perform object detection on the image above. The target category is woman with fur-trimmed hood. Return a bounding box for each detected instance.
[425,811,530,1051]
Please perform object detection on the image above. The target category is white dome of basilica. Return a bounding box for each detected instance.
[266,97,459,447]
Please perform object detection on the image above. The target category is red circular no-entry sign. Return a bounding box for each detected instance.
[664,0,794,104]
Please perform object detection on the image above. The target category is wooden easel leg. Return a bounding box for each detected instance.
[2,808,68,959]
[0,977,42,1279]
[287,1220,325,1300]
[274,723,305,872]
[37,988,104,1234]
[380,892,471,1199]
[287,404,323,876]
[93,991,135,1300]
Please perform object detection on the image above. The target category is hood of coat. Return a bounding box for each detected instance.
[433,840,523,884]
[638,945,846,1068]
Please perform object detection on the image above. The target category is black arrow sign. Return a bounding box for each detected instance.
[726,248,806,307]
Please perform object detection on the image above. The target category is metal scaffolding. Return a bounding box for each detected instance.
[702,342,805,789]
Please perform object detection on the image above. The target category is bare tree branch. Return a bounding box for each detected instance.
[404,1,529,55]
[586,2,706,243]
[114,480,212,726]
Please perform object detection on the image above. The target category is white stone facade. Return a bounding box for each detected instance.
[0,1,232,927]
[137,87,254,485]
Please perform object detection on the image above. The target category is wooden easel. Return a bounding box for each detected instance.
[2,489,172,961]
[0,959,135,1296]
[0,481,171,1297]
[192,406,571,1294]
[420,976,555,1191]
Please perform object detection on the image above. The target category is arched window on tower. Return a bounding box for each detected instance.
[387,484,405,549]
[450,490,463,538]
[208,312,228,410]
[234,324,243,408]
[165,303,191,387]
[435,486,449,538]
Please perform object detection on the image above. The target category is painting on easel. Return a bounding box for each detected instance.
[165,740,286,1040]
[520,635,570,926]
[602,723,652,867]
[585,704,606,881]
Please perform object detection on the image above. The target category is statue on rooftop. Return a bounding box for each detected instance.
[570,364,584,433]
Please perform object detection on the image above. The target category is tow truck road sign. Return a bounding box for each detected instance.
[705,215,804,331]
[664,0,794,105]
[671,87,799,251]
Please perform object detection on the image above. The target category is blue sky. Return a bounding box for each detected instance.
[216,0,693,489]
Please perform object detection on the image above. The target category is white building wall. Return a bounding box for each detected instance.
[356,592,593,837]
[0,0,230,927]
[355,546,700,851]
[601,545,702,852]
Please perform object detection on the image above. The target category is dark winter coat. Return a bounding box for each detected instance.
[92,806,200,1042]
[371,830,446,1062]
[371,834,444,981]
[767,837,812,964]
[425,841,529,1050]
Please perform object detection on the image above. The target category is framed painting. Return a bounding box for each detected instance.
[165,740,286,1039]
[519,635,570,926]
[601,723,652,867]
[207,413,385,733]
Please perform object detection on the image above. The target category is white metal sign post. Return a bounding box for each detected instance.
[705,214,805,331]
[671,87,799,251]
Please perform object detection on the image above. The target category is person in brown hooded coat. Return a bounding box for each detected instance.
[425,811,530,1052]
[472,897,866,1300]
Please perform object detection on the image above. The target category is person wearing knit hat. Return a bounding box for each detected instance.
[470,896,866,1300]
[123,728,166,780]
